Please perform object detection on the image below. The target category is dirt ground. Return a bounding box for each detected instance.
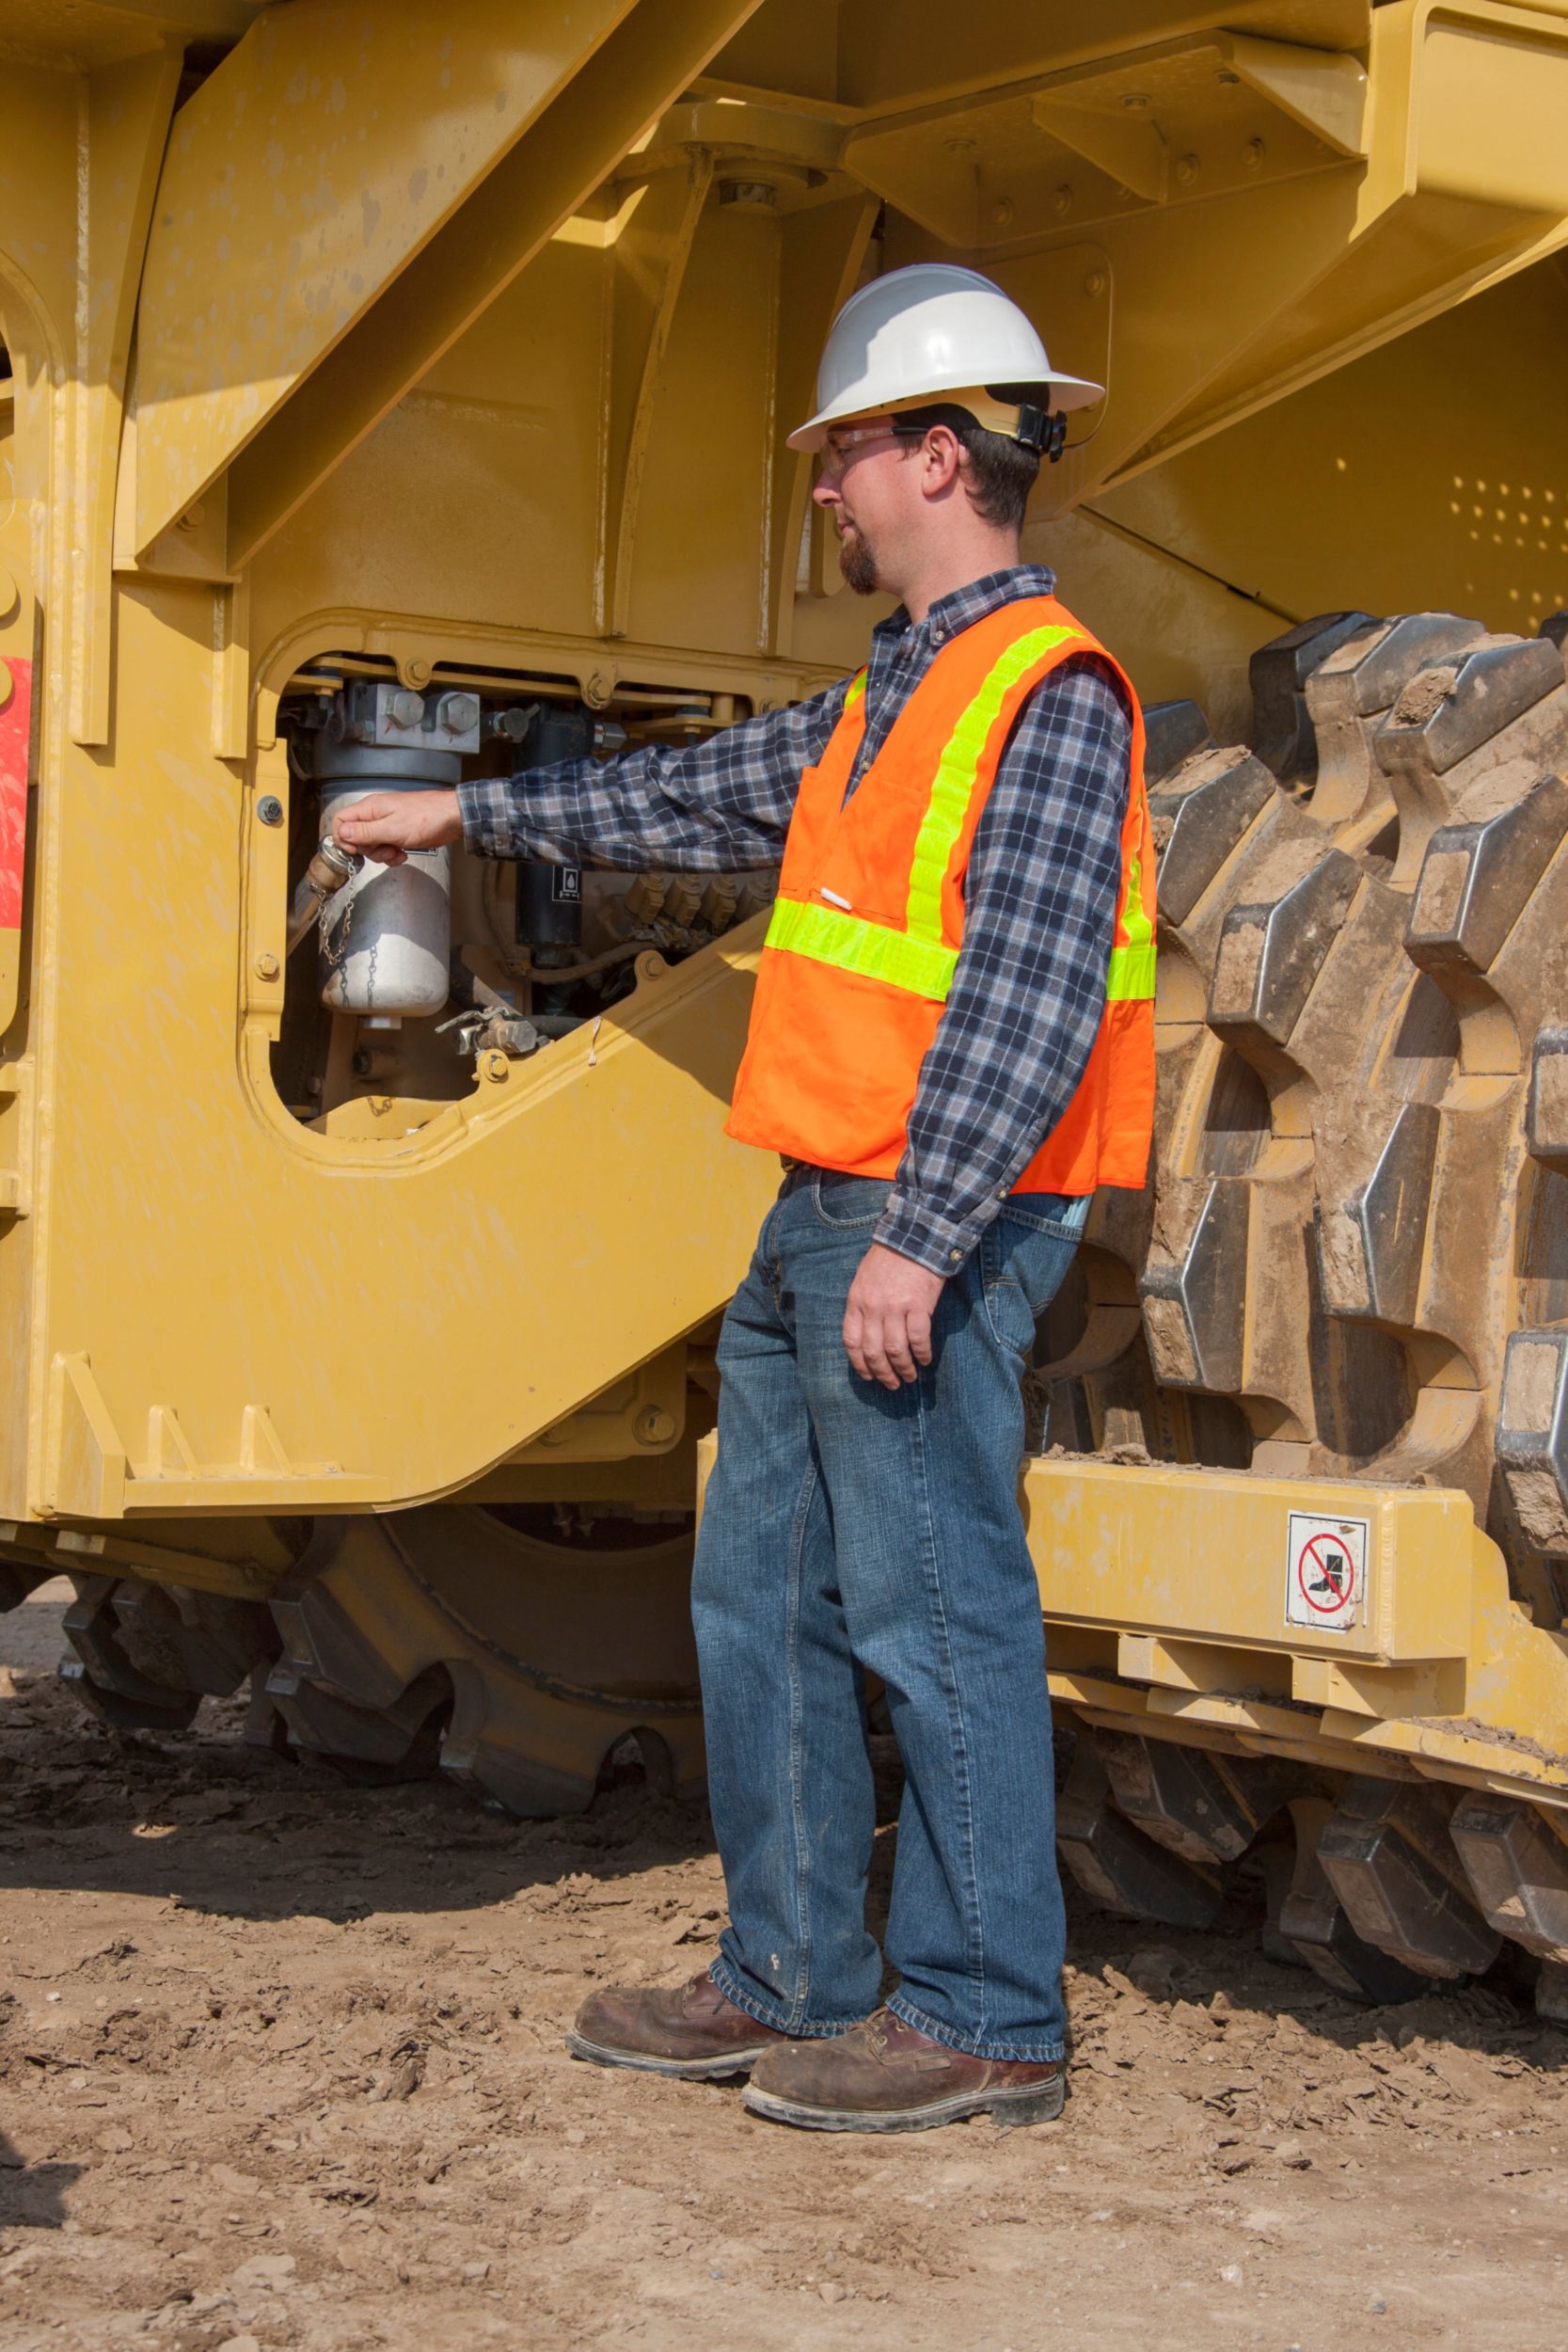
[3,1583,1567,2352]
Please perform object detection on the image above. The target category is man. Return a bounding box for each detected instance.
[336,262,1154,2135]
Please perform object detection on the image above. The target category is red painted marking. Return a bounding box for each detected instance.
[1297,1530,1356,1616]
[0,656,31,933]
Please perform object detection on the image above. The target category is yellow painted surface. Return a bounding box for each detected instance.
[1023,1458,1475,1668]
[135,0,639,549]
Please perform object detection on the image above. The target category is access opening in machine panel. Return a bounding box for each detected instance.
[266,649,775,1134]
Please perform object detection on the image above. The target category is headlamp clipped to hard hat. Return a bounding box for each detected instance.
[788,263,1103,460]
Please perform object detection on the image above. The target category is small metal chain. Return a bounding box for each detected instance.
[320,883,356,976]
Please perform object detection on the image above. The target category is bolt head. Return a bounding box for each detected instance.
[480,1049,508,1083]
[636,1406,677,1445]
[388,689,425,730]
[253,951,280,981]
[442,692,481,735]
[257,795,285,827]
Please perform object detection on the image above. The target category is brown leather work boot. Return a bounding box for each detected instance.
[742,2006,1065,2133]
[566,1969,792,2081]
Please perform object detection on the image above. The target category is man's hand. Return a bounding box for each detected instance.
[331,790,464,867]
[844,1243,946,1391]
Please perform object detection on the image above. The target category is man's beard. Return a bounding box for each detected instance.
[837,522,879,596]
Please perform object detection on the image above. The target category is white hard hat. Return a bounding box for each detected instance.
[787,262,1105,454]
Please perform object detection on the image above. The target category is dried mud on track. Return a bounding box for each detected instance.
[2,1588,1567,2352]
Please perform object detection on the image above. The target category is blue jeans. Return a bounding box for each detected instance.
[690,1168,1084,2063]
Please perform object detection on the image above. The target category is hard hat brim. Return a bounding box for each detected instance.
[786,369,1106,453]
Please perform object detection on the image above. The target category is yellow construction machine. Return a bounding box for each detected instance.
[8,0,1568,2014]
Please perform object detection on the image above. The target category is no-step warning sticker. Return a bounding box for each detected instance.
[1285,1511,1368,1633]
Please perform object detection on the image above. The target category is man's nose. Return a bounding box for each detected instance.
[812,473,841,511]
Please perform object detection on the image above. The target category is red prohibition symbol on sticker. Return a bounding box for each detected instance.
[1297,1533,1356,1615]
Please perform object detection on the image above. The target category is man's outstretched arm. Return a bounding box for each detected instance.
[333,682,847,870]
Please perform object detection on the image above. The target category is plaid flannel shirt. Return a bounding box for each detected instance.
[458,564,1132,1277]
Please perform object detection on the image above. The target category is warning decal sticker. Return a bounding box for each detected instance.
[1285,1511,1368,1634]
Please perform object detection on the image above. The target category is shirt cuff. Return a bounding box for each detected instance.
[457,776,522,860]
[873,1186,996,1278]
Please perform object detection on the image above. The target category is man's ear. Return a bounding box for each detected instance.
[919,426,966,500]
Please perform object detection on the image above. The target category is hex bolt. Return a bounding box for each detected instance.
[636,1406,678,1446]
[1244,137,1267,169]
[257,795,285,827]
[441,692,481,736]
[479,1049,509,1084]
[1177,153,1199,185]
[388,689,425,731]
[253,951,280,981]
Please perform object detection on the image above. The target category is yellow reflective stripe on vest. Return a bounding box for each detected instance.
[904,624,1082,944]
[767,627,1148,1011]
[1106,849,1157,1002]
[1106,941,1156,999]
[765,896,958,1000]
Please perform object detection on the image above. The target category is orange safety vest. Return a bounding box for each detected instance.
[725,594,1154,1197]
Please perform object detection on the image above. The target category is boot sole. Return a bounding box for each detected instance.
[565,2027,773,2082]
[741,2074,1066,2134]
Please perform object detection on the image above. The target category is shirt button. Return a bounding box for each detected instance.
[996,1185,1007,1200]
[949,1248,962,1263]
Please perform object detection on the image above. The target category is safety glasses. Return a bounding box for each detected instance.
[816,423,918,484]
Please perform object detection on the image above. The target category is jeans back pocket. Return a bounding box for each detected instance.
[982,1213,1081,1355]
